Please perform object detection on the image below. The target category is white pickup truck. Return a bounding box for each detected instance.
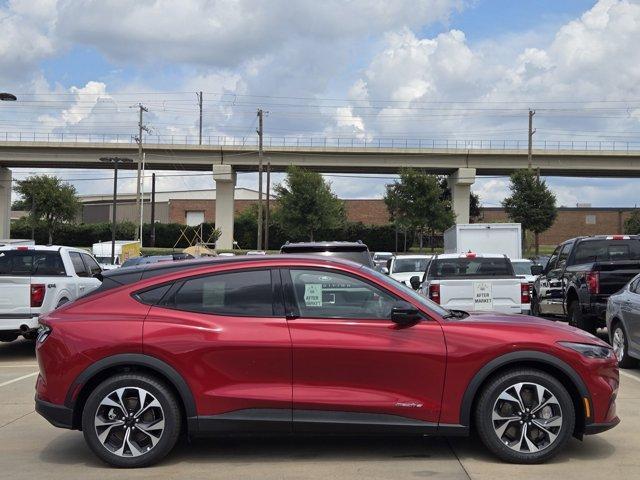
[410,253,531,315]
[0,245,102,342]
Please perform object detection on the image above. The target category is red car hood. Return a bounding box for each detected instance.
[459,311,610,347]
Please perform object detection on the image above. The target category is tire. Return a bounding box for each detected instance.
[530,294,541,317]
[474,368,575,464]
[611,322,637,369]
[567,301,597,335]
[81,373,181,468]
[0,333,18,342]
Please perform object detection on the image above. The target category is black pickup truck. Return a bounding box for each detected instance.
[532,235,640,334]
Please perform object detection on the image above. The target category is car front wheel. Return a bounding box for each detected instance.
[81,373,181,468]
[475,368,575,464]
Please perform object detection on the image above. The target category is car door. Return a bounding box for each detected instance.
[80,253,102,293]
[624,277,640,354]
[142,268,292,430]
[283,267,446,433]
[68,251,96,298]
[538,244,570,315]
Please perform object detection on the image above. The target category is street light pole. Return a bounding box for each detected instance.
[100,157,133,265]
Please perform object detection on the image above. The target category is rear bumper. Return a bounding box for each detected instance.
[0,315,39,332]
[35,397,74,429]
[584,417,620,435]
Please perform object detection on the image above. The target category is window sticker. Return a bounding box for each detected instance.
[304,283,323,307]
[202,281,225,308]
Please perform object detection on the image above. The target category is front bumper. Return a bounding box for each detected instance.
[35,396,73,429]
[584,418,620,435]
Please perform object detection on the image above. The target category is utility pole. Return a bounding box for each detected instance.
[135,103,149,241]
[197,91,203,145]
[528,109,536,170]
[265,160,271,250]
[257,109,264,250]
[150,173,156,247]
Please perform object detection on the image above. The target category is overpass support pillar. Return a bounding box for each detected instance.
[0,168,10,239]
[448,168,476,224]
[213,165,236,250]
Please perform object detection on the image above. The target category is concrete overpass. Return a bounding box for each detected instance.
[1,138,640,248]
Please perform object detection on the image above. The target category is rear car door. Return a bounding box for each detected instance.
[283,267,446,432]
[142,268,292,430]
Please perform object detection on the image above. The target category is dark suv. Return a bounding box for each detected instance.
[280,241,374,267]
[532,235,640,333]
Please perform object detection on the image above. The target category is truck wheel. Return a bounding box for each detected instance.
[611,323,637,369]
[531,294,541,317]
[82,373,181,468]
[567,301,597,335]
[0,333,18,342]
[474,368,575,464]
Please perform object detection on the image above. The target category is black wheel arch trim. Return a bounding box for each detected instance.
[65,353,197,420]
[459,350,590,427]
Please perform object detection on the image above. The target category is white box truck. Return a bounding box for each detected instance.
[444,223,522,259]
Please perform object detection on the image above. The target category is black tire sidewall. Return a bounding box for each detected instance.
[475,369,575,464]
[81,374,181,468]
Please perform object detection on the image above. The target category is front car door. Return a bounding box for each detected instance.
[283,266,446,433]
[142,267,292,431]
[538,244,571,315]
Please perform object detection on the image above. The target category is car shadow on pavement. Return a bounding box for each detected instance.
[0,339,36,360]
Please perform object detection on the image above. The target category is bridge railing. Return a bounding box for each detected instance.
[1,131,640,151]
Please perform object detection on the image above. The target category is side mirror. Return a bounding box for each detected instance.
[390,301,421,326]
[530,264,544,276]
[381,267,389,275]
[409,276,421,290]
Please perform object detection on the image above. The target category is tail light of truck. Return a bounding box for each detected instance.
[30,284,45,308]
[586,271,600,294]
[429,284,440,304]
[521,283,530,304]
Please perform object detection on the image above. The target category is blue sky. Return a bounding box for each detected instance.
[2,0,640,207]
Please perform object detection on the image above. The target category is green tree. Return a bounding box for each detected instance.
[502,169,557,255]
[385,168,455,252]
[274,166,345,241]
[13,175,80,244]
[438,177,481,222]
[624,209,640,234]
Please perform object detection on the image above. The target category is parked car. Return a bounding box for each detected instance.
[372,251,394,269]
[606,273,640,368]
[280,241,375,268]
[121,254,193,268]
[413,252,531,314]
[511,258,544,293]
[0,245,102,342]
[386,254,432,286]
[532,235,640,334]
[35,255,618,467]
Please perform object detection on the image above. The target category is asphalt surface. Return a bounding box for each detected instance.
[1,338,639,480]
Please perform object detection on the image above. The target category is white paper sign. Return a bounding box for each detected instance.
[473,282,493,310]
[304,283,323,307]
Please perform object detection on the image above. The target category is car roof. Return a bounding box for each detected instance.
[0,245,88,253]
[511,258,532,263]
[394,254,432,259]
[281,241,368,250]
[436,253,507,259]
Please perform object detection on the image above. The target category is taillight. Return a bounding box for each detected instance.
[586,271,600,294]
[521,283,530,304]
[30,284,45,308]
[429,284,440,304]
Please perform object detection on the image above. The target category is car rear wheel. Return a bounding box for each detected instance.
[475,368,575,464]
[81,373,181,468]
[567,301,596,335]
[612,323,637,369]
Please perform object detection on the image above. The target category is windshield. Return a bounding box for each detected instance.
[373,253,393,261]
[511,261,532,275]
[366,267,450,317]
[429,257,513,278]
[392,257,430,274]
[0,250,66,276]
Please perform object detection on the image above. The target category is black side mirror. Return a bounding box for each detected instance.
[409,276,421,290]
[390,301,422,326]
[530,265,543,276]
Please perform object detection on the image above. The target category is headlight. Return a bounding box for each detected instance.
[36,323,51,344]
[559,341,614,359]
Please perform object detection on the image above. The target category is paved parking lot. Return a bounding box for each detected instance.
[1,339,639,480]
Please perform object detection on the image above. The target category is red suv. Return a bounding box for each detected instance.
[35,256,619,467]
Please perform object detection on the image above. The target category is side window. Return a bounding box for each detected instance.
[81,253,101,276]
[289,269,397,320]
[171,269,274,316]
[630,277,640,294]
[546,246,562,272]
[136,284,173,305]
[557,243,573,270]
[69,252,88,277]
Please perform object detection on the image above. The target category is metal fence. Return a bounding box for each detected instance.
[1,131,640,151]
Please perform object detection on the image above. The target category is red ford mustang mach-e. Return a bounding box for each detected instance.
[35,256,619,467]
